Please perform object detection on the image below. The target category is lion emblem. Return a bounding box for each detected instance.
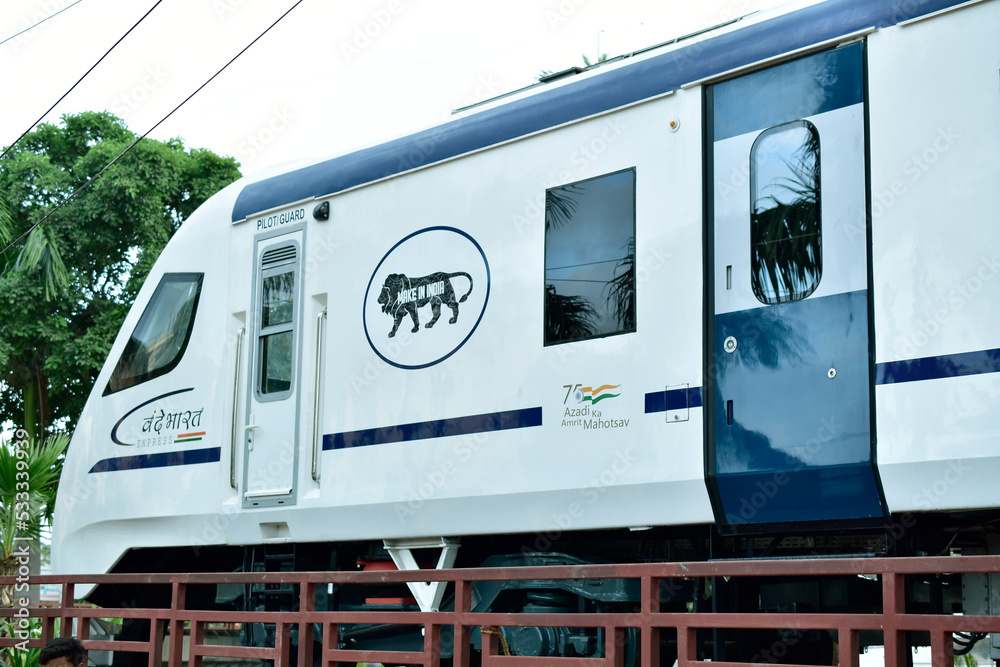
[377,272,474,337]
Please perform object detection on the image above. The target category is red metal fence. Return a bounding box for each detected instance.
[3,555,999,666]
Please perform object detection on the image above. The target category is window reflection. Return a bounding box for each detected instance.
[544,169,636,345]
[750,120,821,305]
[260,331,293,394]
[262,271,295,327]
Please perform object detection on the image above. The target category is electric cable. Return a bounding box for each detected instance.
[0,0,165,162]
[0,0,85,47]
[0,0,305,262]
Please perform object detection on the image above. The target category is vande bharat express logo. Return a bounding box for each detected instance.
[111,388,207,448]
[364,227,490,370]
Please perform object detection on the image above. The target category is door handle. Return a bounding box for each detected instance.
[245,419,259,449]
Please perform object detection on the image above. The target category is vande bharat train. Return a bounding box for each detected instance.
[53,0,1000,662]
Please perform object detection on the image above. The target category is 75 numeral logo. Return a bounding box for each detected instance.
[562,384,582,404]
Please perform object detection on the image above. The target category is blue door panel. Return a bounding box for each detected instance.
[706,42,887,530]
[716,464,884,526]
[712,290,883,527]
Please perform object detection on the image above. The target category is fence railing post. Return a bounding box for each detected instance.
[640,575,659,667]
[324,620,339,667]
[931,628,954,666]
[839,626,860,667]
[167,579,186,667]
[189,618,205,667]
[276,616,292,666]
[882,571,907,667]
[424,620,441,667]
[149,618,165,667]
[677,624,696,666]
[59,582,74,638]
[299,581,315,667]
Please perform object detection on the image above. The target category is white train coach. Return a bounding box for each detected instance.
[52,0,1000,662]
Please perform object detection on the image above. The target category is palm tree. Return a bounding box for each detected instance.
[1,197,71,442]
[13,226,69,302]
[0,432,68,607]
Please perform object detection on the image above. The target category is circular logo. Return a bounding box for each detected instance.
[363,227,490,369]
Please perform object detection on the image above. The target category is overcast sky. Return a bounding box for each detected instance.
[2,0,787,178]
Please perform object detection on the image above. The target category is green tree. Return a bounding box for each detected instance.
[0,111,240,439]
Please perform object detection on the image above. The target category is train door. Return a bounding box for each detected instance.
[705,42,887,530]
[243,229,303,507]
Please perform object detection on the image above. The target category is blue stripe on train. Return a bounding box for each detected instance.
[875,348,1000,385]
[89,446,221,473]
[644,386,703,414]
[324,406,542,450]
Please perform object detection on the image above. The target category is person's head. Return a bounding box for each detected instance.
[39,636,85,667]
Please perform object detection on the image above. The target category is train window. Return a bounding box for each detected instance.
[262,272,294,327]
[750,119,822,304]
[256,245,298,399]
[103,273,204,395]
[544,168,636,345]
[260,330,293,393]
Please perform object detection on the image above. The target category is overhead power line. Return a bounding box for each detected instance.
[0,0,165,162]
[0,0,305,262]
[0,0,85,47]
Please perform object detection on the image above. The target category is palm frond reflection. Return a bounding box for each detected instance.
[750,120,821,304]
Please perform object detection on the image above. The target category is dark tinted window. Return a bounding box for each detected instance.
[260,330,293,394]
[544,169,636,344]
[104,273,203,395]
[750,120,821,304]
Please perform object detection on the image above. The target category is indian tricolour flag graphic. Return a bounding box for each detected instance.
[575,384,621,404]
